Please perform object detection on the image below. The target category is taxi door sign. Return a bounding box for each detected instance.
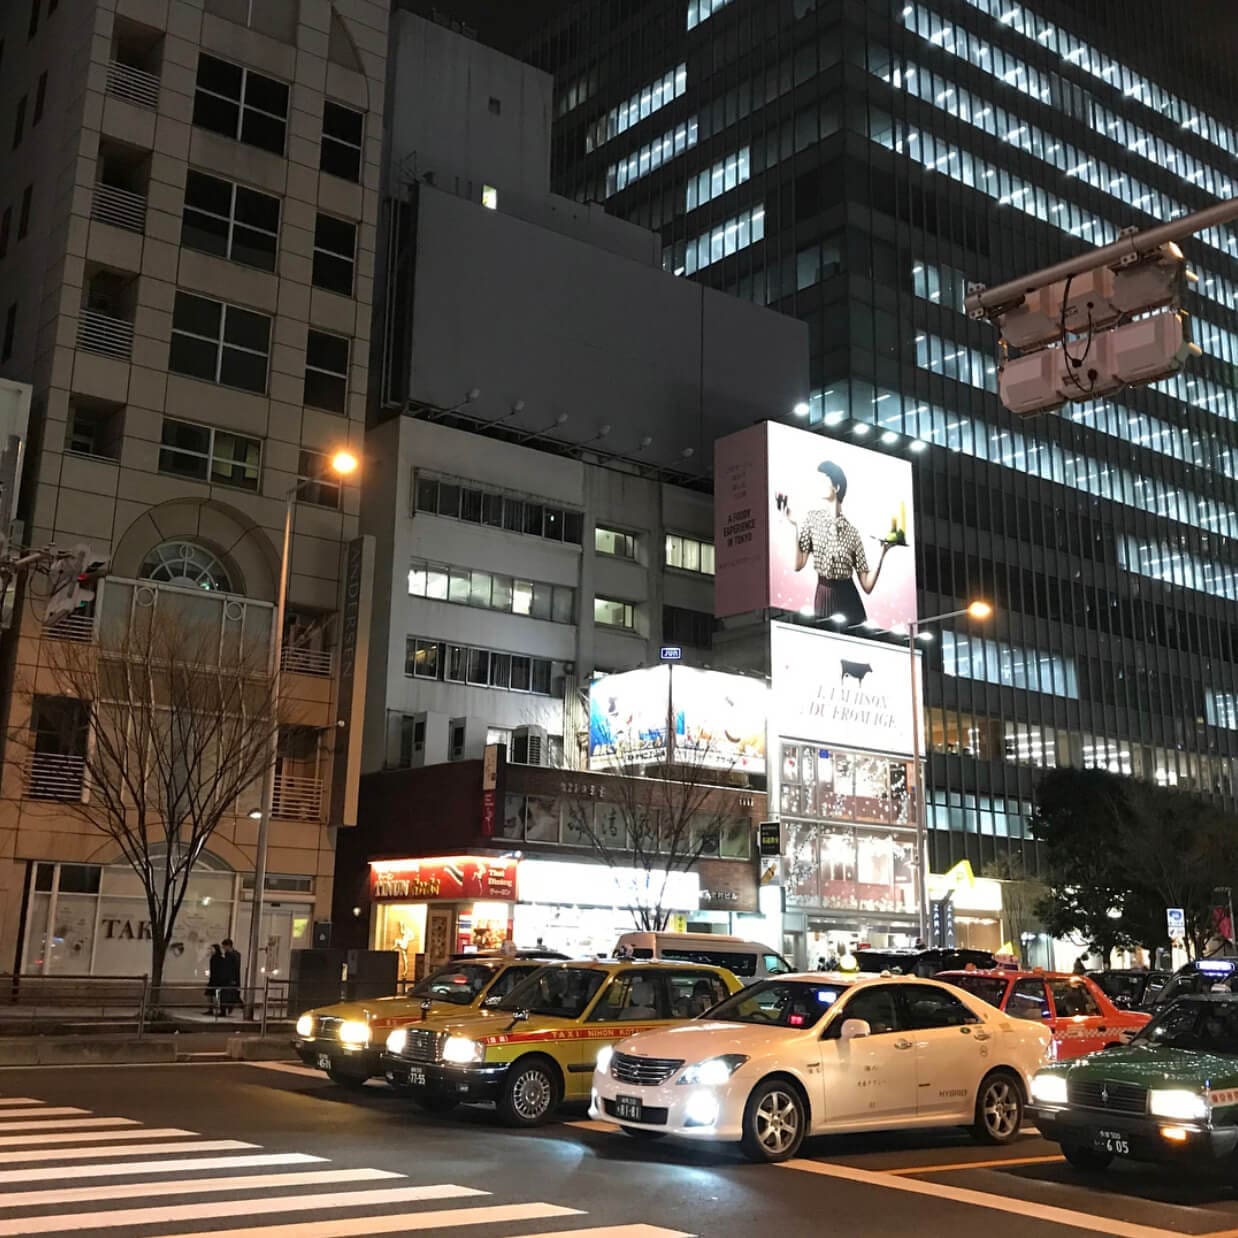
[1167,907,1186,940]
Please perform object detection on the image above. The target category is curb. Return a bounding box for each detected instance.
[226,1035,296,1061]
[0,1037,179,1066]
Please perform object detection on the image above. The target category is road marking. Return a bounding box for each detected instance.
[0,1107,88,1121]
[564,1119,614,1132]
[0,1128,195,1149]
[245,1061,322,1078]
[0,1168,401,1210]
[0,1152,324,1184]
[0,1116,136,1133]
[0,1138,253,1164]
[0,1184,490,1235]
[779,1158,1184,1238]
[0,1100,42,1107]
[519,1229,694,1237]
[149,1202,586,1238]
[888,1154,1066,1175]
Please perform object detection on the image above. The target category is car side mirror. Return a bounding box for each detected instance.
[841,1018,871,1040]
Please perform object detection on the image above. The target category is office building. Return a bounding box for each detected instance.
[0,0,386,979]
[514,0,1238,880]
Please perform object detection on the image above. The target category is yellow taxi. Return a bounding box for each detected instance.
[292,952,563,1088]
[379,958,742,1124]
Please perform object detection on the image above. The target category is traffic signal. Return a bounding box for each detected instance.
[979,243,1203,417]
[45,545,108,622]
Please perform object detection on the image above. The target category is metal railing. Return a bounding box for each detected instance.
[91,182,148,233]
[43,613,95,642]
[105,60,160,110]
[0,973,291,1038]
[24,753,86,801]
[76,308,134,360]
[272,774,323,820]
[281,646,333,677]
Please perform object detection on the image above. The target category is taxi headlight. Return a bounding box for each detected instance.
[677,1055,749,1086]
[1149,1089,1209,1121]
[442,1036,483,1064]
[295,1014,314,1038]
[386,1028,408,1055]
[337,1020,370,1047]
[1030,1073,1068,1106]
[595,1046,614,1076]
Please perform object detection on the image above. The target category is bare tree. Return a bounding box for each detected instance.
[29,612,279,996]
[563,743,742,931]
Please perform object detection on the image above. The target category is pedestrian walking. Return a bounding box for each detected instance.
[205,944,226,1016]
[220,938,242,1015]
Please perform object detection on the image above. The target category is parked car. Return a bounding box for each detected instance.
[613,932,793,984]
[381,959,744,1125]
[1144,958,1238,1009]
[589,972,1051,1162]
[1087,968,1172,1011]
[937,969,1150,1059]
[853,947,998,977]
[1031,993,1238,1174]
[293,951,564,1088]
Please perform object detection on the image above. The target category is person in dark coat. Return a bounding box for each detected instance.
[205,944,226,1015]
[219,938,242,1015]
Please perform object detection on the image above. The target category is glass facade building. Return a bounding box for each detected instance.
[517,0,1238,874]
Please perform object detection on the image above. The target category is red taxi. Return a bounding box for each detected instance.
[937,969,1150,1060]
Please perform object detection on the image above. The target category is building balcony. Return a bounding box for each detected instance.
[272,774,323,821]
[281,647,333,678]
[105,60,160,110]
[76,308,134,361]
[43,612,96,643]
[25,753,86,802]
[91,182,148,234]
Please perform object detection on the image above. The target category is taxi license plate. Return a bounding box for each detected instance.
[316,1053,332,1071]
[1094,1129,1130,1156]
[615,1094,643,1122]
[407,1067,427,1087]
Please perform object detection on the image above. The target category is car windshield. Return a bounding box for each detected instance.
[495,967,607,1018]
[408,963,496,1005]
[945,975,1008,1008]
[1133,999,1238,1054]
[705,980,846,1028]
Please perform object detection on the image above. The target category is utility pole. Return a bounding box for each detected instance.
[967,194,1238,417]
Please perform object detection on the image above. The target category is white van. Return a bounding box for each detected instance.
[613,932,792,985]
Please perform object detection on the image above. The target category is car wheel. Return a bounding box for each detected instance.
[740,1079,806,1163]
[620,1126,666,1140]
[497,1056,562,1127]
[1061,1142,1113,1172]
[325,1068,368,1090]
[409,1094,460,1114]
[971,1071,1023,1145]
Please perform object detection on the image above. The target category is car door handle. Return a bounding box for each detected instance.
[972,1030,992,1041]
[894,1039,914,1050]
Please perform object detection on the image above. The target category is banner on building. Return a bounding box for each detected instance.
[714,421,916,628]
[330,534,375,828]
[369,856,518,902]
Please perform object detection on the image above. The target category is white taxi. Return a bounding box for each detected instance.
[589,972,1051,1162]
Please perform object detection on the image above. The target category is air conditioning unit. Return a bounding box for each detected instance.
[511,725,549,767]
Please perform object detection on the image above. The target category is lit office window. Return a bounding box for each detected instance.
[685,148,750,210]
[606,119,698,195]
[687,0,733,31]
[664,204,765,276]
[666,533,715,575]
[587,64,686,151]
[1207,692,1238,731]
[941,631,1078,699]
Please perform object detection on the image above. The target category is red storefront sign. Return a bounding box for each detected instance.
[369,856,518,902]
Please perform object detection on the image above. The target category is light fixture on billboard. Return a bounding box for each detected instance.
[793,401,810,418]
[853,423,871,436]
[909,439,928,453]
[829,612,847,624]
[824,410,846,426]
[915,630,935,642]
[798,604,815,617]
[880,431,898,444]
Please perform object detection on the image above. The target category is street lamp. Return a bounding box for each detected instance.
[905,601,992,945]
[245,448,359,1016]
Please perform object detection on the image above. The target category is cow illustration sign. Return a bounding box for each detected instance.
[769,622,922,758]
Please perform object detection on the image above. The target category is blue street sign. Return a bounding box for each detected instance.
[1167,907,1185,937]
[660,646,682,661]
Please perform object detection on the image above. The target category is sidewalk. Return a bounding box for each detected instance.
[0,1029,295,1066]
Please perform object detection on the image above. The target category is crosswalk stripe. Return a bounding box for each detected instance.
[0,1184,492,1235]
[0,1108,88,1121]
[0,1117,136,1134]
[0,1152,324,1185]
[518,1228,695,1237]
[149,1201,585,1238]
[0,1168,401,1210]
[563,1120,613,1132]
[0,1101,42,1108]
[0,1128,195,1149]
[245,1062,321,1078]
[0,1139,254,1165]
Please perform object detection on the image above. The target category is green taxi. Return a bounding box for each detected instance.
[380,959,742,1124]
[293,952,562,1088]
[1030,993,1238,1173]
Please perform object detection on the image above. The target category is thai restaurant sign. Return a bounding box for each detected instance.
[369,856,518,902]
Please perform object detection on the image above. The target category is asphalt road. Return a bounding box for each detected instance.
[3,1060,1238,1236]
